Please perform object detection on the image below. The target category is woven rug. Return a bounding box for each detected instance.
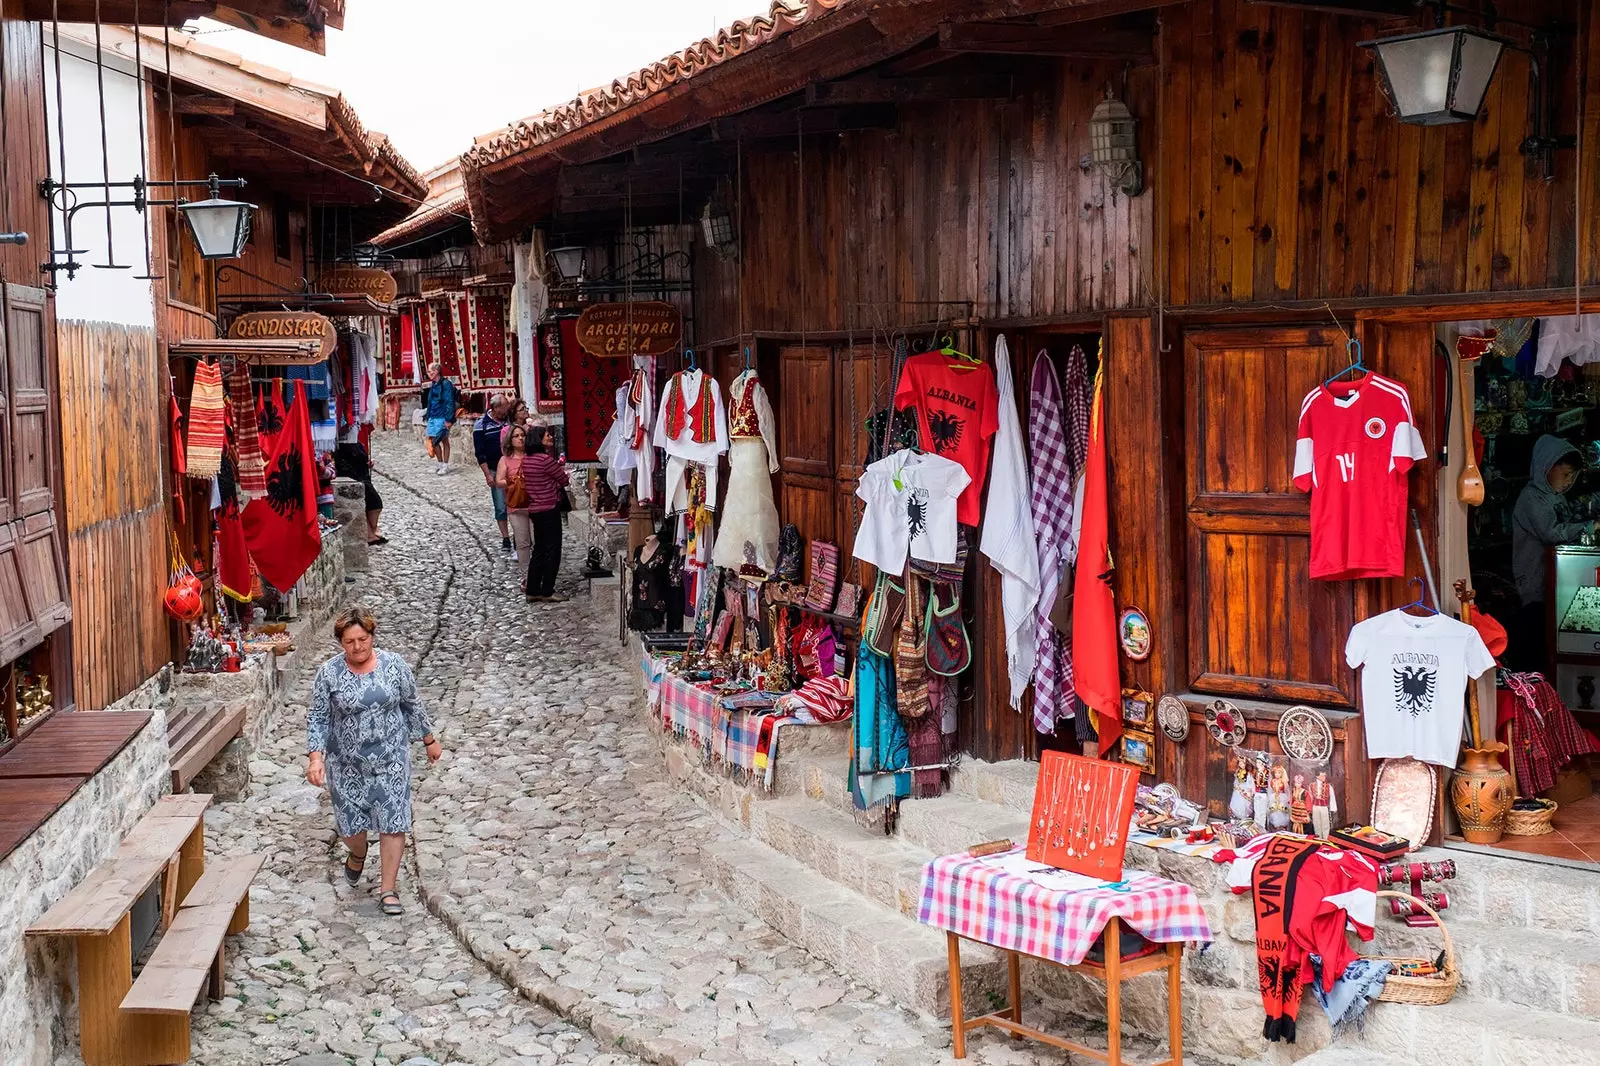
[424,297,463,380]
[185,361,225,479]
[464,288,513,391]
[561,329,631,462]
[227,364,266,498]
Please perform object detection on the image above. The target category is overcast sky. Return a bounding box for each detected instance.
[193,1,747,173]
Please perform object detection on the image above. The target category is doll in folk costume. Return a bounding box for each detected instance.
[1266,764,1292,831]
[1229,760,1255,821]
[711,369,781,574]
[1289,774,1311,835]
[1252,751,1272,828]
[1311,770,1337,838]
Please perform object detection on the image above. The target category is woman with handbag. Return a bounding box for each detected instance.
[509,426,570,602]
[496,425,538,590]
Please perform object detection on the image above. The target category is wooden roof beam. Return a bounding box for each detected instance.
[711,104,899,141]
[171,91,235,116]
[938,23,1156,63]
[207,6,327,56]
[806,75,1012,106]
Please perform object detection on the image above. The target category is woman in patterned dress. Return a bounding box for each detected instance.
[306,607,441,915]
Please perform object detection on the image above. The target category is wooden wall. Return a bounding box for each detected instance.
[58,320,170,709]
[696,57,1156,341]
[1160,0,1594,306]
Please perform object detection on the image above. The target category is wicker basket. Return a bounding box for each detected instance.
[1505,797,1558,836]
[1372,891,1459,1006]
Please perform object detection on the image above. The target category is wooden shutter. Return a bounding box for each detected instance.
[0,284,69,648]
[1184,327,1356,706]
[777,345,836,546]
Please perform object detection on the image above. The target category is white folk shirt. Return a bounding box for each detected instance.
[653,368,729,462]
[1345,609,1495,767]
[854,450,970,573]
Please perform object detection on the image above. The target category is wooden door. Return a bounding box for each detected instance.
[777,345,835,546]
[1184,326,1356,706]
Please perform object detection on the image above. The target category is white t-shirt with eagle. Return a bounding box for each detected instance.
[1345,609,1495,767]
[853,451,970,573]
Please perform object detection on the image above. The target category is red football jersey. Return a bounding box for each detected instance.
[1292,373,1426,580]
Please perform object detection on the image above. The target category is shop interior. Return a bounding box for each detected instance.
[1452,313,1600,863]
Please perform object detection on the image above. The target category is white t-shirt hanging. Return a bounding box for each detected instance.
[854,451,970,572]
[1345,609,1495,767]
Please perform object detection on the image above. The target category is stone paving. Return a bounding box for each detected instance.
[189,433,1091,1066]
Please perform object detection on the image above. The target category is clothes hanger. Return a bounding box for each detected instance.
[1398,576,1439,616]
[684,348,697,372]
[938,332,981,369]
[743,345,753,372]
[1323,337,1367,388]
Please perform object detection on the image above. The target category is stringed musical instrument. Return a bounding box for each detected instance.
[1455,334,1492,507]
[1454,578,1482,748]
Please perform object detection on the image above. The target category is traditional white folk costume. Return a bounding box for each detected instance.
[596,357,655,501]
[653,367,728,513]
[711,369,780,573]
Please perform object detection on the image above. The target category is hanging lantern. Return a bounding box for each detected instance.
[548,245,586,283]
[1361,26,1507,125]
[701,198,738,257]
[440,245,471,271]
[177,176,256,260]
[1089,89,1144,197]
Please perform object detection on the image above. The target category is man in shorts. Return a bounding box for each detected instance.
[420,362,460,474]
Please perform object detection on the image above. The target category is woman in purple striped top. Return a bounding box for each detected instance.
[520,426,569,602]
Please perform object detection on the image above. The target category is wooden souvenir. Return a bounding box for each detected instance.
[1024,751,1138,880]
[1121,730,1156,775]
[1120,689,1153,728]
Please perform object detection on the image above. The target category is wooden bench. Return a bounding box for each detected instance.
[165,705,247,793]
[26,793,264,1066]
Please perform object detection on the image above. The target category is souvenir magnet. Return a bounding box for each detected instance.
[1118,606,1152,661]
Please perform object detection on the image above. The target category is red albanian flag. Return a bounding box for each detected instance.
[242,381,321,591]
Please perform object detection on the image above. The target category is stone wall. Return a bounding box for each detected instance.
[0,712,170,1066]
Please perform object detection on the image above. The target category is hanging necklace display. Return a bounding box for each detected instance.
[1156,694,1191,742]
[1204,699,1248,747]
[1025,750,1139,879]
[1278,704,1334,762]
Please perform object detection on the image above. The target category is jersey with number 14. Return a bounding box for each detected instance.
[1292,373,1426,581]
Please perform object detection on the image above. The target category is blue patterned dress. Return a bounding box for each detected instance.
[306,650,434,836]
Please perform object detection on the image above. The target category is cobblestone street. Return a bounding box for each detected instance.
[190,432,1067,1066]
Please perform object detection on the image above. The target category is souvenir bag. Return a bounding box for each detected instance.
[925,582,971,676]
[863,571,906,659]
[774,524,804,583]
[896,577,931,718]
[804,541,841,612]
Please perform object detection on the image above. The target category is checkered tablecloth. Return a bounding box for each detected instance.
[917,848,1214,967]
[646,656,762,773]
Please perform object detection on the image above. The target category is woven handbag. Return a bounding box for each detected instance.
[863,573,905,659]
[925,582,971,676]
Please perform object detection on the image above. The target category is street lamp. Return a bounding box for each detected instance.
[440,245,470,271]
[1088,88,1144,197]
[1361,26,1507,125]
[177,175,256,260]
[549,245,585,283]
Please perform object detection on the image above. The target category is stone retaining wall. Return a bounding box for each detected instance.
[1,712,170,1066]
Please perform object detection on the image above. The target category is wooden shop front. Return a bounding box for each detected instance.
[462,0,1600,838]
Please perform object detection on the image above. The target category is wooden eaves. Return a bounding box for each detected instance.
[19,1,344,54]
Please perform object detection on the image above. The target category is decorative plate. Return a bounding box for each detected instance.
[1118,607,1152,661]
[1204,699,1247,747]
[1277,705,1333,762]
[1157,695,1190,742]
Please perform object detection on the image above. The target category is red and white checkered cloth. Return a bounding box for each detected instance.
[917,847,1213,967]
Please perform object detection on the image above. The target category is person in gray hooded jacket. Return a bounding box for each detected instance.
[1511,434,1596,671]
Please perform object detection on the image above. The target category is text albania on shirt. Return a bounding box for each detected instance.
[1345,609,1495,767]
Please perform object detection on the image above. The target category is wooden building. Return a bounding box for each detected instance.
[461,0,1600,827]
[47,21,422,711]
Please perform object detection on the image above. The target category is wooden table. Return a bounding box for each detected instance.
[945,919,1185,1065]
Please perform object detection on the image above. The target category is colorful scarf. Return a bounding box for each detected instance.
[852,646,910,810]
[185,362,226,479]
[1028,353,1074,732]
[227,364,266,499]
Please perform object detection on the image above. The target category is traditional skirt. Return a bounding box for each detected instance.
[711,437,780,573]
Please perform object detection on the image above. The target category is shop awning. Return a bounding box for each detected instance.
[169,338,324,366]
[214,293,397,316]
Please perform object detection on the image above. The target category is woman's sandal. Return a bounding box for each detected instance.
[379,891,403,916]
[343,848,367,886]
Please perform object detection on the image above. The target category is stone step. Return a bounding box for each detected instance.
[702,835,1007,1020]
[894,794,1032,860]
[748,797,933,918]
[948,756,1040,814]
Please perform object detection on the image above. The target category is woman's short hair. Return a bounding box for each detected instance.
[334,607,378,640]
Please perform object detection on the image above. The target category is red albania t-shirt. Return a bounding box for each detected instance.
[894,352,999,525]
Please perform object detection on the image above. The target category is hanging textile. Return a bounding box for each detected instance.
[1073,357,1122,755]
[426,296,463,379]
[227,364,266,500]
[562,335,634,463]
[257,384,287,452]
[185,362,226,479]
[465,289,515,391]
[979,336,1040,708]
[1028,353,1074,733]
[215,452,253,603]
[852,646,910,810]
[241,381,322,591]
[535,318,568,412]
[168,389,188,523]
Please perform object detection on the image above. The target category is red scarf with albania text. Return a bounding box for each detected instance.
[242,382,321,591]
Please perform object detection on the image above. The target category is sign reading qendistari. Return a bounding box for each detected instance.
[227,311,338,360]
[575,301,682,357]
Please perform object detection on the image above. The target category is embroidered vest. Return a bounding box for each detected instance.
[729,376,763,439]
[664,372,716,444]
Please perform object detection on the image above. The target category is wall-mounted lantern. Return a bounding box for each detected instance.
[176,175,256,260]
[548,245,586,284]
[700,198,738,258]
[1360,25,1507,125]
[1089,89,1143,197]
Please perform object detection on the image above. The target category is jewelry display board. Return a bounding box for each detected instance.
[1024,750,1138,880]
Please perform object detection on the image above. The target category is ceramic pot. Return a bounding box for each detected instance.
[1451,744,1514,844]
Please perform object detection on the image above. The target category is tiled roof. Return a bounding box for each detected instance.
[462,0,851,169]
